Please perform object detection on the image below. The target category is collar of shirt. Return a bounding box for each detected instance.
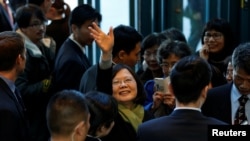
[174,107,201,112]
[232,83,243,102]
[69,34,85,54]
[231,83,250,124]
[231,83,250,105]
[86,135,102,141]
[0,75,15,93]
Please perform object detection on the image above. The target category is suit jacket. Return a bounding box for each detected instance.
[53,38,91,92]
[0,78,29,141]
[0,4,13,32]
[202,83,233,124]
[137,109,227,141]
[102,109,154,141]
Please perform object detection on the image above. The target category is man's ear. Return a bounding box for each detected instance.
[201,85,209,100]
[71,24,78,33]
[74,121,85,136]
[16,54,25,65]
[96,121,115,138]
[168,82,174,95]
[118,50,126,60]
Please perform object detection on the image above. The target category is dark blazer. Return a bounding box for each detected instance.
[102,110,154,141]
[0,4,13,32]
[53,38,91,92]
[137,109,228,141]
[0,78,29,141]
[202,83,233,124]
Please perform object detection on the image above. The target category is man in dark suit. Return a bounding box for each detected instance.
[137,55,227,141]
[202,42,250,125]
[0,31,30,141]
[53,4,102,92]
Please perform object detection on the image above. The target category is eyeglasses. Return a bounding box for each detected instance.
[204,32,222,41]
[143,51,157,58]
[160,62,176,69]
[29,22,47,29]
[112,78,135,86]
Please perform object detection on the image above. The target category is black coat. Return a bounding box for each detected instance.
[0,4,13,32]
[53,38,91,92]
[0,78,30,141]
[201,83,233,124]
[137,109,227,141]
[101,110,154,141]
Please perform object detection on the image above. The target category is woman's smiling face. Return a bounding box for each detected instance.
[112,68,137,105]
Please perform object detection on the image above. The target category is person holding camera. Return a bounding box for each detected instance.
[144,39,192,118]
[137,55,227,141]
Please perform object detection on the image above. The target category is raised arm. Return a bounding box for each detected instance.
[88,22,114,58]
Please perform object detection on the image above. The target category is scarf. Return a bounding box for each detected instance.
[118,104,144,132]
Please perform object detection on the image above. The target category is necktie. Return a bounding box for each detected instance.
[2,0,14,27]
[234,95,249,125]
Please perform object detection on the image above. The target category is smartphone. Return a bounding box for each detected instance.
[154,77,169,93]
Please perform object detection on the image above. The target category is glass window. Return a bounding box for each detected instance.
[100,0,129,32]
[64,0,77,10]
[183,0,205,52]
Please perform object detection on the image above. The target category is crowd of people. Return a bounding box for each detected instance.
[0,0,250,141]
